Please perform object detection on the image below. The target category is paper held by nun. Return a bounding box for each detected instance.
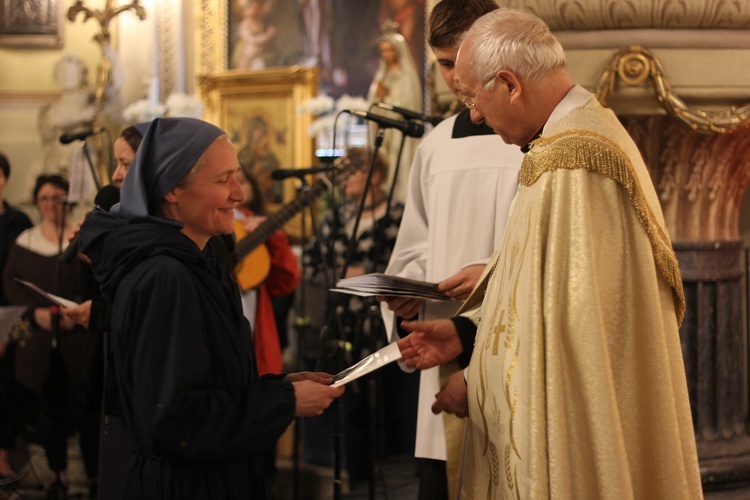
[15,278,79,309]
[332,341,402,388]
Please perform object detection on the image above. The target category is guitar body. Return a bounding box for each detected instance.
[233,219,271,291]
[231,156,361,291]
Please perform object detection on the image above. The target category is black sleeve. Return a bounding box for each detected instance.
[450,316,477,369]
[112,260,296,462]
[88,296,112,334]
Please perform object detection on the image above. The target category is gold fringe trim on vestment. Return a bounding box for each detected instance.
[520,130,685,325]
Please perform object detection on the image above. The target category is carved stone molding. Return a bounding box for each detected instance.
[622,115,750,242]
[597,46,750,135]
[496,0,750,30]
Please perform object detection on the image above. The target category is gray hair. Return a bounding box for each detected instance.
[462,9,566,86]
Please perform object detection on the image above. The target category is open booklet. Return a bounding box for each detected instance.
[331,273,450,301]
[332,342,402,388]
[15,278,79,309]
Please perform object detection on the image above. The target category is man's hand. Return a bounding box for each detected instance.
[437,264,485,301]
[376,295,424,320]
[62,299,92,329]
[432,370,468,417]
[396,319,461,369]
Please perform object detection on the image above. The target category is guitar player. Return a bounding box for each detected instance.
[234,166,301,376]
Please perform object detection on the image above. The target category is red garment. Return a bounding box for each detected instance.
[236,208,301,375]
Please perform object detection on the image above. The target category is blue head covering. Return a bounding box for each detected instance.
[132,121,151,138]
[111,117,225,222]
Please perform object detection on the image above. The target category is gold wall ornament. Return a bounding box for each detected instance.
[67,1,146,105]
[66,0,147,185]
[595,45,750,135]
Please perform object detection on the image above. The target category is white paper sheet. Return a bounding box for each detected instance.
[331,342,402,388]
[15,278,79,309]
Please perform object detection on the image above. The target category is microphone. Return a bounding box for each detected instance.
[272,166,335,180]
[59,127,104,145]
[374,102,443,127]
[60,184,120,264]
[344,109,425,138]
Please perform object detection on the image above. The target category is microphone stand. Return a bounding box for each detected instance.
[315,128,387,500]
[291,176,326,500]
[76,138,102,191]
[385,133,407,213]
[47,202,70,500]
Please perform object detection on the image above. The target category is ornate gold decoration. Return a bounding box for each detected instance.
[524,130,686,323]
[66,1,147,184]
[67,1,146,106]
[595,45,750,135]
[9,318,32,347]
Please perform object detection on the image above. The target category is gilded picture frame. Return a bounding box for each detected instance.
[0,0,63,48]
[198,66,318,211]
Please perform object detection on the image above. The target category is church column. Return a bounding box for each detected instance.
[624,115,750,491]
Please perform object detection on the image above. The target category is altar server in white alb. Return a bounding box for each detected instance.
[378,1,523,498]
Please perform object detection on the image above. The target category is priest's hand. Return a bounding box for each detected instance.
[432,370,468,418]
[437,264,485,301]
[396,319,462,369]
[292,380,345,417]
[376,295,424,320]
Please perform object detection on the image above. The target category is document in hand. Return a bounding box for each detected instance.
[332,273,450,300]
[14,278,79,309]
[332,342,402,388]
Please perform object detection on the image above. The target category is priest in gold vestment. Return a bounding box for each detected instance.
[396,9,703,499]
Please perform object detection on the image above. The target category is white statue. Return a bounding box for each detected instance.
[37,54,99,202]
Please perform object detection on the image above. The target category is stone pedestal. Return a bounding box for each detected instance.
[676,241,750,491]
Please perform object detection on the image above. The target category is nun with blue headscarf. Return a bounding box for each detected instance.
[79,117,343,498]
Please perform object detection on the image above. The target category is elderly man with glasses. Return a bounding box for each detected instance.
[397,8,702,499]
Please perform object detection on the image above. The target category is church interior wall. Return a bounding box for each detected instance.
[0,0,748,240]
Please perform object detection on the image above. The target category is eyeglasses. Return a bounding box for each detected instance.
[37,195,66,204]
[460,74,496,110]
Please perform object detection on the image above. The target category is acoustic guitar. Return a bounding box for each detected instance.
[233,158,360,291]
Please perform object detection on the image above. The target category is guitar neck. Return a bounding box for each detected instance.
[234,179,328,260]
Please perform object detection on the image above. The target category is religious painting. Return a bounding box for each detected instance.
[198,67,318,208]
[201,0,426,100]
[0,0,63,47]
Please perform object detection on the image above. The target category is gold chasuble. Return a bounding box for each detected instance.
[457,98,702,499]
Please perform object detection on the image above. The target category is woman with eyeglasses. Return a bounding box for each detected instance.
[2,174,99,496]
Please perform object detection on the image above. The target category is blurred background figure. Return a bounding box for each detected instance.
[366,28,423,203]
[231,0,277,70]
[234,166,301,375]
[302,147,418,490]
[378,0,426,73]
[0,152,33,480]
[2,174,98,497]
